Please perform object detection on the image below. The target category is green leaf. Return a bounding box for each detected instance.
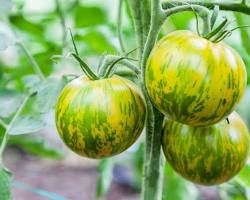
[36,77,68,114]
[22,75,41,94]
[219,181,247,200]
[74,6,107,28]
[9,136,64,159]
[75,28,117,55]
[96,158,113,198]
[8,116,45,135]
[163,164,200,200]
[0,167,13,200]
[237,162,250,187]
[9,14,44,38]
[0,89,23,119]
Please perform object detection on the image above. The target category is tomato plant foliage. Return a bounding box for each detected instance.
[1,0,250,200]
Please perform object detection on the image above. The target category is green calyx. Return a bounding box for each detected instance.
[203,11,250,43]
[70,29,138,80]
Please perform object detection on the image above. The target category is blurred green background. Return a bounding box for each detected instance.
[0,0,250,199]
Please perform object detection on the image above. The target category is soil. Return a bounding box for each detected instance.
[5,149,139,200]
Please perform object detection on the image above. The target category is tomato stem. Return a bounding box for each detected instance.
[16,41,46,81]
[98,55,140,77]
[162,1,250,16]
[117,0,126,53]
[102,48,138,78]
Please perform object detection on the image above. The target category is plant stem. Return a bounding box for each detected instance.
[117,0,126,53]
[98,55,140,77]
[0,95,30,165]
[55,0,67,47]
[140,0,165,199]
[162,1,250,16]
[127,0,151,60]
[16,41,46,81]
[164,4,211,35]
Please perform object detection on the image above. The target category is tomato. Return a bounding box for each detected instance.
[55,76,146,159]
[146,30,247,126]
[162,112,250,185]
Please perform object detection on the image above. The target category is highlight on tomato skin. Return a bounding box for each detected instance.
[145,30,247,127]
[162,112,250,186]
[55,75,146,159]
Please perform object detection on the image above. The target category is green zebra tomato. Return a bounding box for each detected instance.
[55,76,146,159]
[146,30,247,126]
[162,112,250,185]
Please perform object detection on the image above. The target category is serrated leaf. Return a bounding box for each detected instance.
[0,167,13,200]
[9,136,64,160]
[96,158,113,198]
[36,77,68,114]
[8,116,45,135]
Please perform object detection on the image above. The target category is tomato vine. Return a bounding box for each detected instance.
[126,1,250,200]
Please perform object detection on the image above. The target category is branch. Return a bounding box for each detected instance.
[55,0,67,47]
[0,95,31,165]
[117,0,126,53]
[162,1,250,15]
[16,41,46,81]
[127,0,151,59]
[164,4,211,34]
[98,55,140,77]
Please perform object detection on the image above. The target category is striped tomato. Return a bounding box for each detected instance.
[162,112,250,185]
[146,30,247,126]
[55,76,146,159]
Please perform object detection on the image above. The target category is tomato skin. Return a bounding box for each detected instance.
[162,112,250,185]
[146,30,247,126]
[55,76,146,159]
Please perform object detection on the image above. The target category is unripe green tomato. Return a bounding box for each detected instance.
[146,30,247,126]
[162,112,250,185]
[55,76,146,159]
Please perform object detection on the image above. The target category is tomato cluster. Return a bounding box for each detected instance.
[55,29,249,186]
[146,30,250,185]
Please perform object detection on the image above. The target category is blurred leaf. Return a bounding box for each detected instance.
[76,28,116,55]
[0,167,12,200]
[9,15,44,38]
[0,33,9,51]
[9,136,64,159]
[163,164,200,200]
[22,75,41,94]
[235,13,250,54]
[237,162,250,187]
[96,158,114,198]
[8,116,45,135]
[219,181,247,200]
[0,0,12,19]
[237,87,250,128]
[0,89,23,119]
[36,77,68,114]
[74,6,107,28]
